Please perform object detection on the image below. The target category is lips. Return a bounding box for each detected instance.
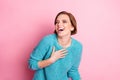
[58,27,64,31]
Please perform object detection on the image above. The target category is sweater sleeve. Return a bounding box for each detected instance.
[67,44,83,80]
[28,37,50,70]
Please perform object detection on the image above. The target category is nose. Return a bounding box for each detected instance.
[57,21,63,26]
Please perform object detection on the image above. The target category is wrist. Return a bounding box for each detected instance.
[49,57,56,63]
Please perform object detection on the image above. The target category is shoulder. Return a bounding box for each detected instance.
[39,34,56,44]
[71,38,83,56]
[42,34,56,41]
[72,38,83,53]
[72,38,82,48]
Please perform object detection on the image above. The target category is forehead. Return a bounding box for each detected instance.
[56,14,70,20]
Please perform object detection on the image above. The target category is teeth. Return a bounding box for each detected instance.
[58,28,64,31]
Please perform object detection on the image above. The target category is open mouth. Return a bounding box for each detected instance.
[58,28,64,31]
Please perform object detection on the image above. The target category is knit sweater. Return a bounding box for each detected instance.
[28,34,82,80]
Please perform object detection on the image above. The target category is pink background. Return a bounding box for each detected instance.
[0,0,120,80]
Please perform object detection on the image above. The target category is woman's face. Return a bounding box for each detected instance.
[55,14,74,37]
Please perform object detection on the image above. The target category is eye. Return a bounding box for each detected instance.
[55,20,59,24]
[62,20,67,23]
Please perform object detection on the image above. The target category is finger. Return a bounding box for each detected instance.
[58,53,68,58]
[52,46,55,53]
[59,48,66,52]
[60,56,65,58]
[61,50,68,54]
[60,53,68,57]
[60,54,68,58]
[62,53,68,56]
[58,50,67,54]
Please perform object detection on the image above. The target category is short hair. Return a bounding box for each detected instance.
[54,11,77,35]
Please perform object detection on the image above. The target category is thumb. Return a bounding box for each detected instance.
[52,46,55,53]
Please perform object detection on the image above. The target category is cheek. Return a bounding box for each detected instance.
[55,25,57,29]
[66,25,72,30]
[64,24,68,26]
[64,24,70,29]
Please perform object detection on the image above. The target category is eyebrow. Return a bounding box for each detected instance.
[56,19,68,21]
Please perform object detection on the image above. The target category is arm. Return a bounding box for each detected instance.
[67,61,81,80]
[28,37,50,70]
[67,45,83,80]
[28,37,67,70]
[38,47,68,68]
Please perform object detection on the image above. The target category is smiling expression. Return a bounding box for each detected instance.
[55,14,74,37]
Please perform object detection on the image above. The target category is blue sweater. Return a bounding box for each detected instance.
[29,34,82,80]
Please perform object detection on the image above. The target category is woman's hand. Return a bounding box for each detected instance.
[49,46,68,63]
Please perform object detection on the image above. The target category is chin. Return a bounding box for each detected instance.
[57,33,64,37]
[57,32,71,37]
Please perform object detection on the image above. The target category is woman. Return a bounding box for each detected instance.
[29,11,83,80]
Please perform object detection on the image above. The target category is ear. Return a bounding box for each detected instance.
[71,26,74,31]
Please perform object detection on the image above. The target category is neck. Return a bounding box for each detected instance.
[57,35,72,48]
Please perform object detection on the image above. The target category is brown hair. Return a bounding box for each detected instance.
[54,11,77,35]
